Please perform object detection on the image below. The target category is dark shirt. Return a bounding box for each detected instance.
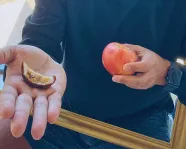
[19,0,186,121]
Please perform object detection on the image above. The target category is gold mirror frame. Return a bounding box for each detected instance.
[54,101,186,149]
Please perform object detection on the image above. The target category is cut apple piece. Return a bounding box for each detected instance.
[21,62,56,89]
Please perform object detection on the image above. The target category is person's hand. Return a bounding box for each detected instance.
[112,44,171,89]
[0,45,67,140]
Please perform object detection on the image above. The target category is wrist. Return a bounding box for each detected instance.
[157,59,171,86]
[163,59,171,79]
[162,61,183,92]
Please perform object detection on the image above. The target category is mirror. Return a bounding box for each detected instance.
[1,1,186,149]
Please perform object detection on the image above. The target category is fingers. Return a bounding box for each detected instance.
[31,96,48,140]
[124,44,145,53]
[11,93,33,138]
[31,87,56,99]
[46,74,66,124]
[122,44,155,73]
[0,46,16,64]
[112,73,153,90]
[0,86,17,118]
[123,61,150,73]
[48,92,62,124]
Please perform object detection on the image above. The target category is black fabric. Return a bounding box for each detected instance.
[4,0,186,120]
[19,0,67,63]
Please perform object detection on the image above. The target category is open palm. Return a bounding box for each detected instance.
[0,45,66,140]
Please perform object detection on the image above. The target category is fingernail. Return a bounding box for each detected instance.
[123,65,131,71]
[112,77,119,83]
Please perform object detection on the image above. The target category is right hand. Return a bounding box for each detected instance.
[0,45,67,140]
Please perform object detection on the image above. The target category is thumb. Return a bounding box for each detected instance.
[123,62,149,73]
[0,46,16,64]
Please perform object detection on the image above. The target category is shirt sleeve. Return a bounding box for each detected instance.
[172,32,186,105]
[19,0,67,63]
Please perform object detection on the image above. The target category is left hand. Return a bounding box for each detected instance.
[0,45,67,140]
[112,44,171,90]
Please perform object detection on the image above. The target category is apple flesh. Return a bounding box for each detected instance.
[102,42,138,75]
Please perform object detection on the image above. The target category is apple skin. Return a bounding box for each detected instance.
[102,42,138,75]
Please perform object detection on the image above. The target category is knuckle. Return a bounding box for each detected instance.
[137,80,145,89]
[52,84,64,95]
[35,96,48,106]
[6,46,17,63]
[48,94,59,102]
[120,78,128,84]
[130,65,136,71]
[2,86,18,97]
[18,93,33,105]
[141,62,149,71]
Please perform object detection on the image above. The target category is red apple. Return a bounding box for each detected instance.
[102,42,138,75]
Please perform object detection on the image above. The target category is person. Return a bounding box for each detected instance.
[0,0,186,148]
